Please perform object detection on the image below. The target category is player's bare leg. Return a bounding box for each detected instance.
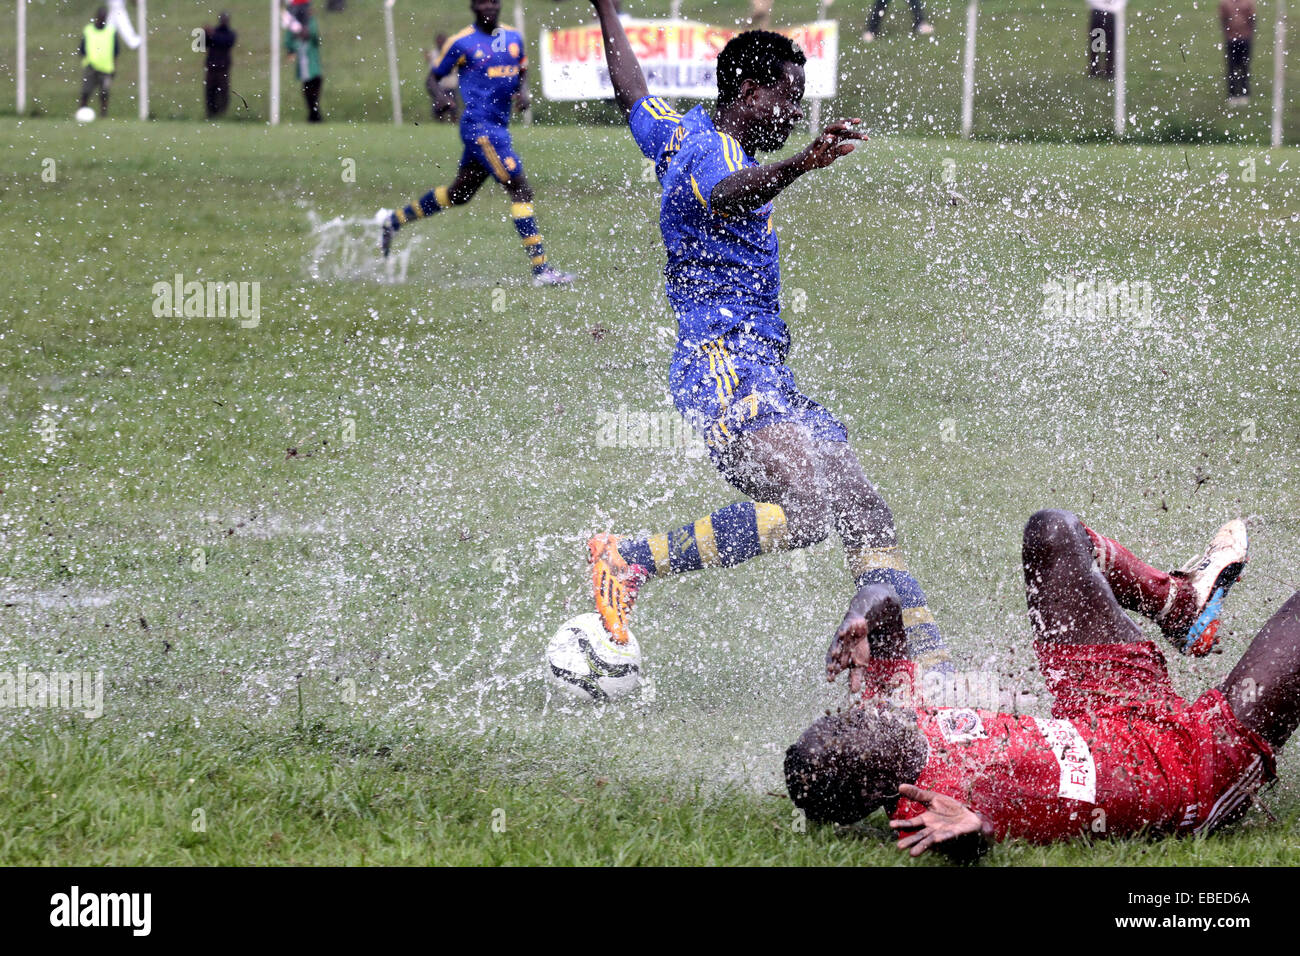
[720,427,910,577]
[499,171,574,286]
[448,162,491,203]
[501,173,533,204]
[818,441,904,553]
[720,424,952,673]
[381,161,489,257]
[717,423,848,551]
[586,424,826,646]
[595,421,951,668]
[586,423,831,647]
[1220,590,1300,750]
[1021,508,1144,646]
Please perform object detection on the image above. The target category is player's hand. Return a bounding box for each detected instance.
[890,784,991,858]
[825,620,872,695]
[826,583,902,695]
[797,119,867,171]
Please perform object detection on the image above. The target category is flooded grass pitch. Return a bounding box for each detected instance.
[1,121,1298,863]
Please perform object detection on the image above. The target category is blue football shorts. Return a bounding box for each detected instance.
[460,123,523,183]
[669,327,848,465]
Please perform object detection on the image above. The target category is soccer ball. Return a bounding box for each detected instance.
[75,107,96,123]
[545,612,641,702]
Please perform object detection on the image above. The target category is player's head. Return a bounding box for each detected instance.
[471,0,501,32]
[93,6,108,27]
[715,30,807,152]
[784,704,925,824]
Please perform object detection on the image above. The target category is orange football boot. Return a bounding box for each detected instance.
[588,533,648,646]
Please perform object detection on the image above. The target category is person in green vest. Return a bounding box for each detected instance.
[78,6,120,118]
[283,0,323,122]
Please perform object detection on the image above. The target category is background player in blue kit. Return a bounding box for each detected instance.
[381,0,575,286]
[583,0,955,687]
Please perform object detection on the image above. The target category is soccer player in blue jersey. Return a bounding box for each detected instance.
[584,0,956,681]
[380,0,575,286]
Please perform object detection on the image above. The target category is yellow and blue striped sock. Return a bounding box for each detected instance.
[847,547,954,675]
[617,502,792,576]
[511,202,548,275]
[390,186,450,231]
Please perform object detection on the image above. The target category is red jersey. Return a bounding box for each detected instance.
[866,643,1274,844]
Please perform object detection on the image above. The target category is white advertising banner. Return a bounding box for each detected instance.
[540,19,838,101]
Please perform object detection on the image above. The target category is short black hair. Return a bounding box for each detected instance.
[715,30,806,109]
[784,707,923,824]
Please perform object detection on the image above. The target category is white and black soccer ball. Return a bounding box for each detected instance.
[75,107,96,123]
[545,612,641,702]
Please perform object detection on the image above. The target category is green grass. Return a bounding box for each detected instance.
[0,0,1298,142]
[2,119,1300,864]
[6,721,1300,864]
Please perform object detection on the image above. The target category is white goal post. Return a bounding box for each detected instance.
[136,0,148,120]
[1274,0,1289,148]
[1113,2,1126,137]
[961,0,977,138]
[384,0,403,125]
[963,2,1129,141]
[16,0,26,115]
[270,0,282,124]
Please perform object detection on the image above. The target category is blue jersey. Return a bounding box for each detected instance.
[629,96,784,347]
[433,24,526,130]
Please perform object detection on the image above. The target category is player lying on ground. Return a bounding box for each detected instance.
[784,509,1300,858]
[379,0,575,287]
[583,0,954,682]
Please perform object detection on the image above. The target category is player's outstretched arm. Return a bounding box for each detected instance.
[589,0,648,117]
[826,582,905,695]
[712,120,866,216]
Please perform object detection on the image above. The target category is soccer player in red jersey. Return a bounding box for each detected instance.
[784,508,1296,858]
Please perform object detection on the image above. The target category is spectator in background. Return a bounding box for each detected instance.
[284,0,323,122]
[78,6,119,118]
[749,0,774,30]
[862,0,933,42]
[1086,0,1124,80]
[426,34,461,124]
[1221,0,1256,106]
[203,13,237,118]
